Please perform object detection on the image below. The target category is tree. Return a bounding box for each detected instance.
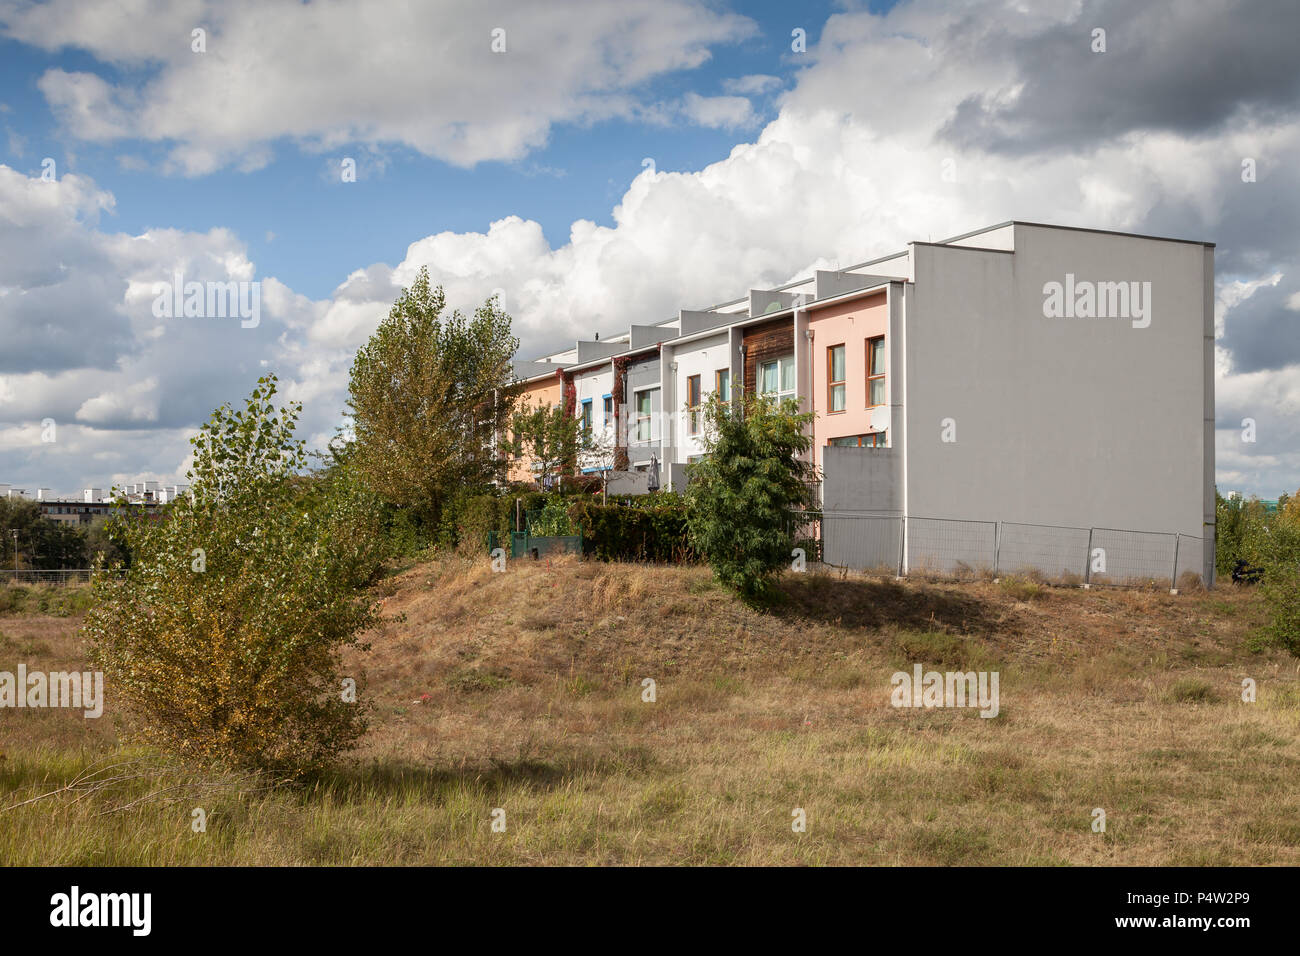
[580,425,620,503]
[0,497,89,569]
[83,375,383,777]
[685,394,817,602]
[347,267,518,524]
[511,402,581,490]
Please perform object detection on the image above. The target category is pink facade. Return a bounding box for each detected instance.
[807,289,889,474]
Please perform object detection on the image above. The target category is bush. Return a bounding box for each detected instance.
[1256,520,1300,655]
[83,376,381,778]
[457,494,513,555]
[530,495,576,536]
[685,394,816,601]
[567,497,696,562]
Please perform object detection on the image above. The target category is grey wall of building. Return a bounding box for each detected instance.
[901,226,1212,580]
[822,445,902,513]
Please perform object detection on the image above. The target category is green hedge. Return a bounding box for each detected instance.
[566,498,697,563]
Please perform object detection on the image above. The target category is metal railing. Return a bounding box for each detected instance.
[1,568,96,585]
[810,513,1208,588]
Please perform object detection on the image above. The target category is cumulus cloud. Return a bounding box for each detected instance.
[3,0,757,173]
[2,0,1298,498]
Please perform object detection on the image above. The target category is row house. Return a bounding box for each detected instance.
[504,221,1216,582]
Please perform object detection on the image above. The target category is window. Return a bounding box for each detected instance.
[828,344,846,412]
[580,399,593,435]
[635,389,653,442]
[603,394,613,426]
[686,374,701,435]
[715,368,730,403]
[867,336,886,407]
[759,355,795,402]
[828,432,886,448]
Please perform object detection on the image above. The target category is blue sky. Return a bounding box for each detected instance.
[1,1,895,300]
[0,0,1297,501]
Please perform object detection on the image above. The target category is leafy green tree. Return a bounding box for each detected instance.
[685,394,817,602]
[346,268,519,526]
[83,376,382,777]
[512,402,582,490]
[0,497,89,569]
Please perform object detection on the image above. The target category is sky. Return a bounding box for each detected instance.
[0,0,1297,500]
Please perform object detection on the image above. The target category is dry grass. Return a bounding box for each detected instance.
[1,561,1297,865]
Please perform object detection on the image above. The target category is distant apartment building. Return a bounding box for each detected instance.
[1,481,186,525]
[505,222,1216,583]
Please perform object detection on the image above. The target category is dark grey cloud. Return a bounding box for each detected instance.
[1219,275,1300,374]
[939,0,1300,156]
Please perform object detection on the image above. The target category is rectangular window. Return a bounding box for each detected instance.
[635,389,653,442]
[715,368,730,403]
[759,355,796,403]
[828,431,886,448]
[828,344,846,412]
[686,374,701,435]
[580,399,593,435]
[867,336,886,407]
[603,394,613,426]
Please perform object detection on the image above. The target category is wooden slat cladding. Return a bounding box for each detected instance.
[742,317,794,396]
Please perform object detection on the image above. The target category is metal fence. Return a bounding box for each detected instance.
[0,568,97,585]
[815,514,1208,588]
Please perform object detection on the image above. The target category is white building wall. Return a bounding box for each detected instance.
[573,363,615,471]
[664,332,730,464]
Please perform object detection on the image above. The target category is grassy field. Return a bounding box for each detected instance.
[2,558,1298,865]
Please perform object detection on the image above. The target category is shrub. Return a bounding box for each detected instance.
[83,376,381,778]
[530,495,575,536]
[685,394,816,601]
[457,495,511,555]
[567,498,696,563]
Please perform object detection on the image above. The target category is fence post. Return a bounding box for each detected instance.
[994,521,1001,576]
[897,516,906,578]
[1083,528,1095,588]
[1170,535,1181,593]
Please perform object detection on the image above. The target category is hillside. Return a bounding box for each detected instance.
[2,559,1298,865]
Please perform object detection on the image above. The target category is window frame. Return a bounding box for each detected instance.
[827,431,887,449]
[759,355,796,403]
[715,368,730,403]
[580,398,593,436]
[866,336,886,408]
[634,388,654,443]
[686,374,702,435]
[827,343,846,413]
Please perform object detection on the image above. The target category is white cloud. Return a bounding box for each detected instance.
[2,0,1299,498]
[722,74,783,96]
[679,93,756,129]
[5,0,757,173]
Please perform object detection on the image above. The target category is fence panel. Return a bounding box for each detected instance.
[1088,528,1177,586]
[0,569,95,585]
[907,517,996,575]
[1172,533,1206,588]
[997,522,1089,580]
[823,514,903,571]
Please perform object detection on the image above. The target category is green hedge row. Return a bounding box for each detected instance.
[566,498,697,563]
[451,491,698,563]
